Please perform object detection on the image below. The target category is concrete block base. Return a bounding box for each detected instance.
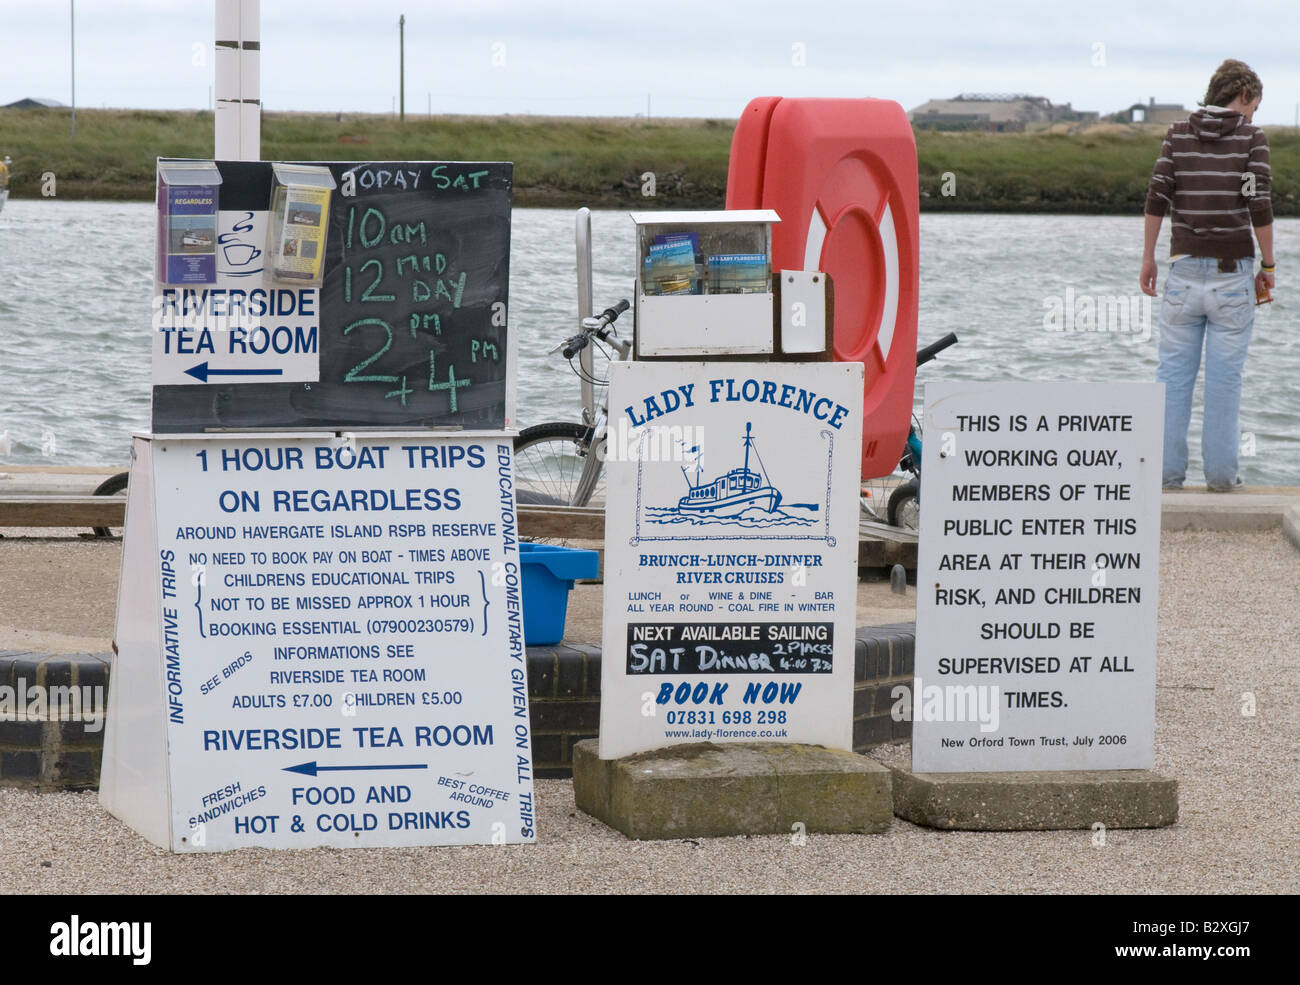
[889,765,1178,830]
[573,740,892,840]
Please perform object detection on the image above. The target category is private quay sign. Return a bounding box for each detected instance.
[100,160,535,851]
[911,382,1164,773]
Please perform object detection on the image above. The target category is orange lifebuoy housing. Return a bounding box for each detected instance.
[726,97,919,480]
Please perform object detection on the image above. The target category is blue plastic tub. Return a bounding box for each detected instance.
[519,543,599,645]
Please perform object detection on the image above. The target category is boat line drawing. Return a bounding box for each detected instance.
[677,422,781,517]
[631,425,836,545]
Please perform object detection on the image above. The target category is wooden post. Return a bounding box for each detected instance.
[214,0,261,160]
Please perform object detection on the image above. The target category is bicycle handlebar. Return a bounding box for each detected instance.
[601,299,630,324]
[916,332,958,368]
[561,299,630,359]
[561,336,589,359]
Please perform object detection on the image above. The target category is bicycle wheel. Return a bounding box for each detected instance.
[887,477,920,531]
[91,471,130,538]
[513,422,601,507]
[860,473,899,524]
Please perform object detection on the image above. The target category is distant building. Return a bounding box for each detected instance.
[2,97,66,109]
[909,93,1098,132]
[1122,98,1186,125]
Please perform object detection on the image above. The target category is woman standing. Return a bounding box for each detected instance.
[1140,59,1275,491]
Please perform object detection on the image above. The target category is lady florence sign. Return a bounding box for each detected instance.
[598,362,864,760]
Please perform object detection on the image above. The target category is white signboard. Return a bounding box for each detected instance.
[152,208,321,386]
[912,382,1164,772]
[599,361,864,760]
[102,433,535,850]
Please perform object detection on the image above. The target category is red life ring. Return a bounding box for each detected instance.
[727,97,919,479]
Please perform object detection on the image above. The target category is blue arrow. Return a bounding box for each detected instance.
[284,761,429,777]
[185,362,285,382]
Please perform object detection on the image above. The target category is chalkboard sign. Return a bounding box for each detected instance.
[151,160,512,432]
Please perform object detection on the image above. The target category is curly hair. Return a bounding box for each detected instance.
[1203,59,1262,108]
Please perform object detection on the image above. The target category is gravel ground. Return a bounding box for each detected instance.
[0,527,1296,894]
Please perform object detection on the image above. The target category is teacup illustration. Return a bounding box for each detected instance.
[222,243,261,266]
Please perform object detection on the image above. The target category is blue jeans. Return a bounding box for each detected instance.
[1156,256,1254,489]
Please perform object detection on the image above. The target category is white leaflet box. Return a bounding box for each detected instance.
[631,210,779,357]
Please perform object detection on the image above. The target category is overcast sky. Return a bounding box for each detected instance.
[4,0,1300,124]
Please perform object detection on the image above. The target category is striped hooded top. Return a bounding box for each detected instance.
[1145,106,1273,259]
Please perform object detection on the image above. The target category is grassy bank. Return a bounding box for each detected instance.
[915,126,1300,213]
[3,108,1298,214]
[0,108,732,208]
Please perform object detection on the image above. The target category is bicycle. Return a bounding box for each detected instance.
[512,299,631,507]
[858,331,959,531]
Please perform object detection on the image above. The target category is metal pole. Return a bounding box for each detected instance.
[399,15,405,122]
[215,0,262,160]
[70,1,76,137]
[575,208,595,423]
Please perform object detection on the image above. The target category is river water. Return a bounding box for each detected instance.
[1,202,1297,484]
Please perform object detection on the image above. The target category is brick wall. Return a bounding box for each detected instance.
[0,624,916,789]
[0,651,111,791]
[852,624,915,750]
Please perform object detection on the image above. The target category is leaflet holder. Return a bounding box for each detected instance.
[266,163,337,286]
[156,161,223,286]
[632,210,779,358]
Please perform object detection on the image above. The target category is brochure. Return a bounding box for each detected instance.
[643,232,701,295]
[156,162,222,285]
[707,253,769,294]
[266,164,336,285]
